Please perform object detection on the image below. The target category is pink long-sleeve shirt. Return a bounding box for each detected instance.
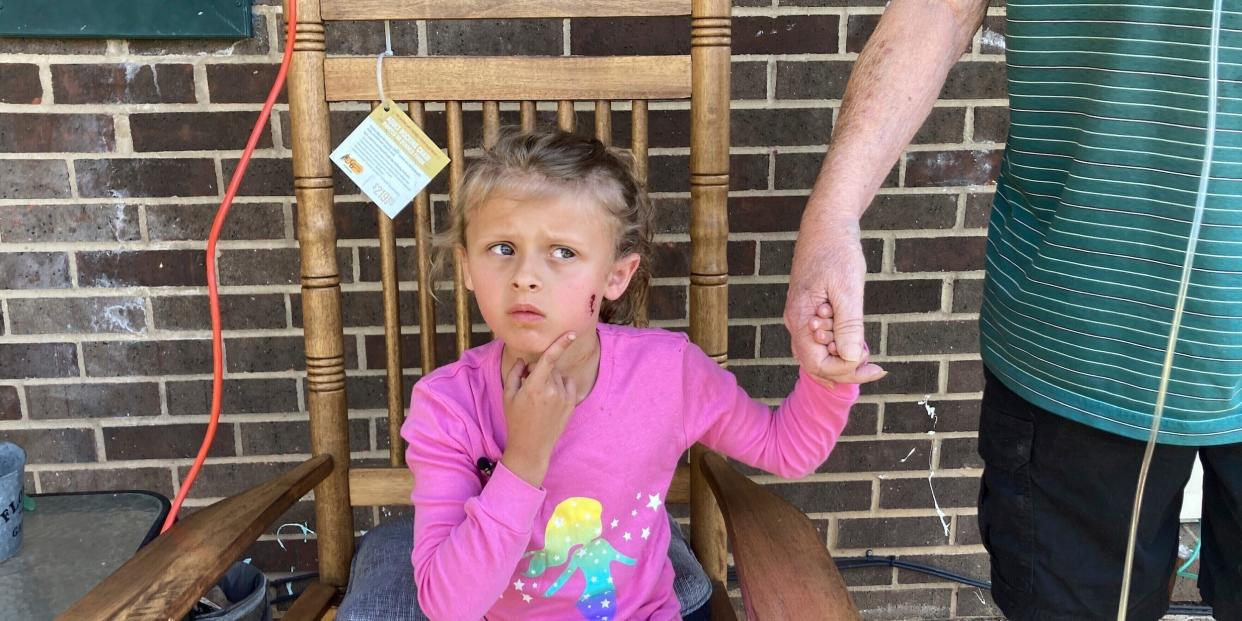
[401,323,858,621]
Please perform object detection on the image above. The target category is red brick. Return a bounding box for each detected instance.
[130,111,274,152]
[77,249,207,288]
[206,63,285,104]
[166,378,300,417]
[51,63,195,104]
[0,64,43,104]
[965,192,995,228]
[219,157,292,196]
[0,386,19,420]
[861,361,940,395]
[0,160,72,199]
[0,114,115,153]
[948,360,985,393]
[941,61,1007,99]
[980,16,1007,55]
[39,467,174,498]
[837,516,951,549]
[904,150,1003,187]
[733,107,832,147]
[82,340,212,377]
[973,106,1009,142]
[146,202,286,241]
[0,428,95,464]
[766,480,872,513]
[775,60,852,99]
[428,19,562,56]
[8,296,147,335]
[821,439,933,474]
[849,588,952,620]
[952,278,984,312]
[887,319,980,355]
[151,293,287,331]
[104,423,236,460]
[0,252,71,289]
[76,158,218,198]
[0,204,141,243]
[884,399,981,434]
[730,195,805,233]
[895,236,987,272]
[864,279,943,314]
[571,17,688,55]
[735,16,839,54]
[846,14,880,53]
[861,194,958,231]
[0,343,78,379]
[879,476,979,509]
[26,382,160,420]
[318,19,418,55]
[239,419,370,456]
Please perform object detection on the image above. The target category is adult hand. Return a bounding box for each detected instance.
[500,331,579,487]
[784,215,886,385]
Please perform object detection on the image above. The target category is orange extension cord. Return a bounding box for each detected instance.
[161,0,298,533]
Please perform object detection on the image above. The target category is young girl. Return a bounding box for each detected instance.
[401,130,867,621]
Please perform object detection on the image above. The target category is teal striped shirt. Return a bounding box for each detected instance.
[982,0,1242,445]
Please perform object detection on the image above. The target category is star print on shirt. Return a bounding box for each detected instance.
[641,527,651,540]
[610,518,619,528]
[631,509,637,517]
[646,493,662,511]
[522,594,533,603]
[514,579,525,591]
[623,531,632,541]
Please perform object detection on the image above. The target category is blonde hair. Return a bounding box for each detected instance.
[440,129,654,326]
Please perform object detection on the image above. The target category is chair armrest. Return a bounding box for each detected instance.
[58,455,333,621]
[700,452,860,621]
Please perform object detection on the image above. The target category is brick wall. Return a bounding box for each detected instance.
[0,2,1007,618]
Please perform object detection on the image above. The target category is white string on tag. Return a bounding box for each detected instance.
[375,20,395,110]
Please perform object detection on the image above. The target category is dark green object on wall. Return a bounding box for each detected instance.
[0,0,253,38]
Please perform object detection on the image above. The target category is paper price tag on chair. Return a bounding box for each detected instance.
[330,100,449,219]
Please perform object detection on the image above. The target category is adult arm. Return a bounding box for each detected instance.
[786,0,991,382]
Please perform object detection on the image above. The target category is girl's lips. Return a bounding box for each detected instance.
[507,304,545,322]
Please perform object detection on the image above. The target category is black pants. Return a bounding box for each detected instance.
[681,601,711,621]
[978,369,1242,621]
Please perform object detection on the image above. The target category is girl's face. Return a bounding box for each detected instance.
[460,186,640,361]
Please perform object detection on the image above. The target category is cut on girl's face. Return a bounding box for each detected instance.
[460,186,640,361]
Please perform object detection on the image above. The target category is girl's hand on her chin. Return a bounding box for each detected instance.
[500,331,578,487]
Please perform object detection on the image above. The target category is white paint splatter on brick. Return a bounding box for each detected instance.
[982,29,1006,51]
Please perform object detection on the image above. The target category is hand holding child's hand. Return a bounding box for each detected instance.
[500,331,579,487]
[804,302,884,388]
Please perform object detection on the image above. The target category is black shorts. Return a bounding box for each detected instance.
[978,369,1242,621]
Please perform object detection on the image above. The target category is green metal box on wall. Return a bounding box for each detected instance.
[0,0,253,38]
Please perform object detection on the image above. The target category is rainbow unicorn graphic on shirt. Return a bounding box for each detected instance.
[524,497,635,620]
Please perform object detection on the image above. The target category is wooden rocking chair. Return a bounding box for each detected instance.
[59,1,860,619]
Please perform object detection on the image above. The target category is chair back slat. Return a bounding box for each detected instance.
[321,0,691,21]
[557,100,576,132]
[630,100,650,326]
[445,101,472,356]
[407,101,439,378]
[594,101,612,146]
[482,102,501,149]
[325,57,692,102]
[374,103,406,466]
[520,101,537,133]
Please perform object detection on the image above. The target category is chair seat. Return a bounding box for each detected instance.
[336,514,712,620]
